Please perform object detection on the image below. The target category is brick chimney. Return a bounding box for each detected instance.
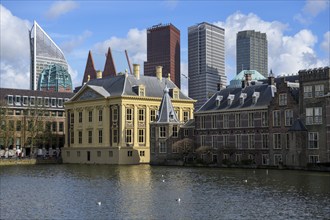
[133,64,140,80]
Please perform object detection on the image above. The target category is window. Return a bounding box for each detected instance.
[70,131,74,144]
[109,151,113,157]
[223,154,229,160]
[126,108,133,121]
[159,127,166,138]
[223,135,229,147]
[51,98,56,107]
[273,133,281,149]
[235,114,241,128]
[79,112,82,123]
[78,131,82,144]
[279,94,287,106]
[285,110,293,126]
[273,111,281,127]
[223,114,229,128]
[66,151,70,157]
[28,120,33,131]
[183,111,189,122]
[304,86,312,98]
[150,109,156,122]
[309,155,319,163]
[139,87,145,96]
[248,112,254,127]
[262,134,269,149]
[113,129,118,143]
[16,121,21,131]
[99,130,103,143]
[235,135,242,149]
[70,113,74,124]
[236,154,242,163]
[211,115,217,128]
[88,111,93,122]
[140,151,145,157]
[200,135,206,147]
[126,129,132,143]
[30,97,35,106]
[261,112,268,127]
[58,98,63,107]
[52,122,57,132]
[315,85,324,97]
[138,109,145,121]
[77,151,81,157]
[98,110,103,122]
[184,129,188,137]
[112,108,118,121]
[308,132,319,149]
[88,130,93,144]
[23,96,28,106]
[44,97,49,107]
[274,154,282,165]
[262,154,269,165]
[127,151,133,157]
[7,95,13,105]
[37,97,42,106]
[286,133,290,149]
[138,129,144,143]
[97,151,101,157]
[159,142,167,153]
[212,135,217,149]
[173,90,179,99]
[172,126,178,138]
[306,107,322,125]
[248,134,255,149]
[58,122,64,132]
[200,116,205,129]
[15,95,21,105]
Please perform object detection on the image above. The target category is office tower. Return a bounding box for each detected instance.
[188,22,226,110]
[144,23,181,88]
[236,30,268,77]
[29,21,69,90]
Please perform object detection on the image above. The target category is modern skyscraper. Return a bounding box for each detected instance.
[236,30,268,77]
[144,23,181,88]
[29,21,69,90]
[188,22,226,110]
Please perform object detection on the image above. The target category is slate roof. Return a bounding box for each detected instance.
[77,74,192,100]
[0,88,74,100]
[156,85,180,123]
[288,118,307,132]
[181,119,195,128]
[197,84,276,112]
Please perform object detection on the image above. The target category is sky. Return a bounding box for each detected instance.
[0,0,329,95]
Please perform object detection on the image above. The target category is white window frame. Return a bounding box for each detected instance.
[279,93,287,106]
[285,109,293,126]
[308,132,319,149]
[304,85,313,98]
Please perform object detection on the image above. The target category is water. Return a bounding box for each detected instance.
[1,165,329,219]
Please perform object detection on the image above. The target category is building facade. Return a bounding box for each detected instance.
[236,30,268,77]
[0,88,74,157]
[144,23,181,88]
[62,65,195,165]
[188,22,226,110]
[29,21,70,91]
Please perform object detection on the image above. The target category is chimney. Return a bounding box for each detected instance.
[268,69,275,85]
[156,66,163,81]
[168,73,171,80]
[96,70,102,79]
[133,64,140,80]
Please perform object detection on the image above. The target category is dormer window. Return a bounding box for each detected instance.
[170,88,180,99]
[23,96,28,106]
[30,97,35,106]
[252,92,260,104]
[240,93,247,105]
[15,95,21,105]
[7,95,13,105]
[139,86,145,96]
[227,94,234,106]
[44,97,49,107]
[169,111,174,120]
[216,95,223,107]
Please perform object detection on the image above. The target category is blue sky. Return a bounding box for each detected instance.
[1,0,329,94]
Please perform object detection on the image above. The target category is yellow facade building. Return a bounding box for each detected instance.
[62,65,195,164]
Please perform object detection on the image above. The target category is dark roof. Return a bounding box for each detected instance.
[81,74,191,100]
[181,119,195,128]
[198,84,276,112]
[288,119,307,132]
[156,85,180,123]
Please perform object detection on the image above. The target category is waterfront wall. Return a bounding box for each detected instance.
[0,158,62,166]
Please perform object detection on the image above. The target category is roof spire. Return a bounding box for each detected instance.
[82,50,97,85]
[156,84,179,123]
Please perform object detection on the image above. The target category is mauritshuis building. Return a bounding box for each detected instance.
[188,22,227,110]
[29,21,73,92]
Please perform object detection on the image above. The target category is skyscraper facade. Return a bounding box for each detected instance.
[29,21,69,90]
[188,22,226,110]
[144,23,181,88]
[236,30,268,77]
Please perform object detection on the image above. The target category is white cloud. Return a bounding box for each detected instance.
[213,11,328,81]
[321,31,330,53]
[294,0,329,25]
[163,0,179,10]
[68,65,80,88]
[61,30,92,53]
[0,5,31,89]
[46,1,79,20]
[93,28,147,71]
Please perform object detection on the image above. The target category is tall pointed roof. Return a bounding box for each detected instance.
[103,47,117,77]
[156,85,180,123]
[82,51,97,85]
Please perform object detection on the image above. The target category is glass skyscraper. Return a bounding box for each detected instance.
[29,21,69,90]
[188,22,226,110]
[236,30,268,77]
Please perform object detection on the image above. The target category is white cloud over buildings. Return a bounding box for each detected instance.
[321,31,330,53]
[45,1,79,20]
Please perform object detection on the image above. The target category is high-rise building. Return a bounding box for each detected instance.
[236,30,268,77]
[188,22,226,110]
[144,23,181,88]
[29,21,69,90]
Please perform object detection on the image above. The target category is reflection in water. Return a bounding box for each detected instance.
[0,165,329,219]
